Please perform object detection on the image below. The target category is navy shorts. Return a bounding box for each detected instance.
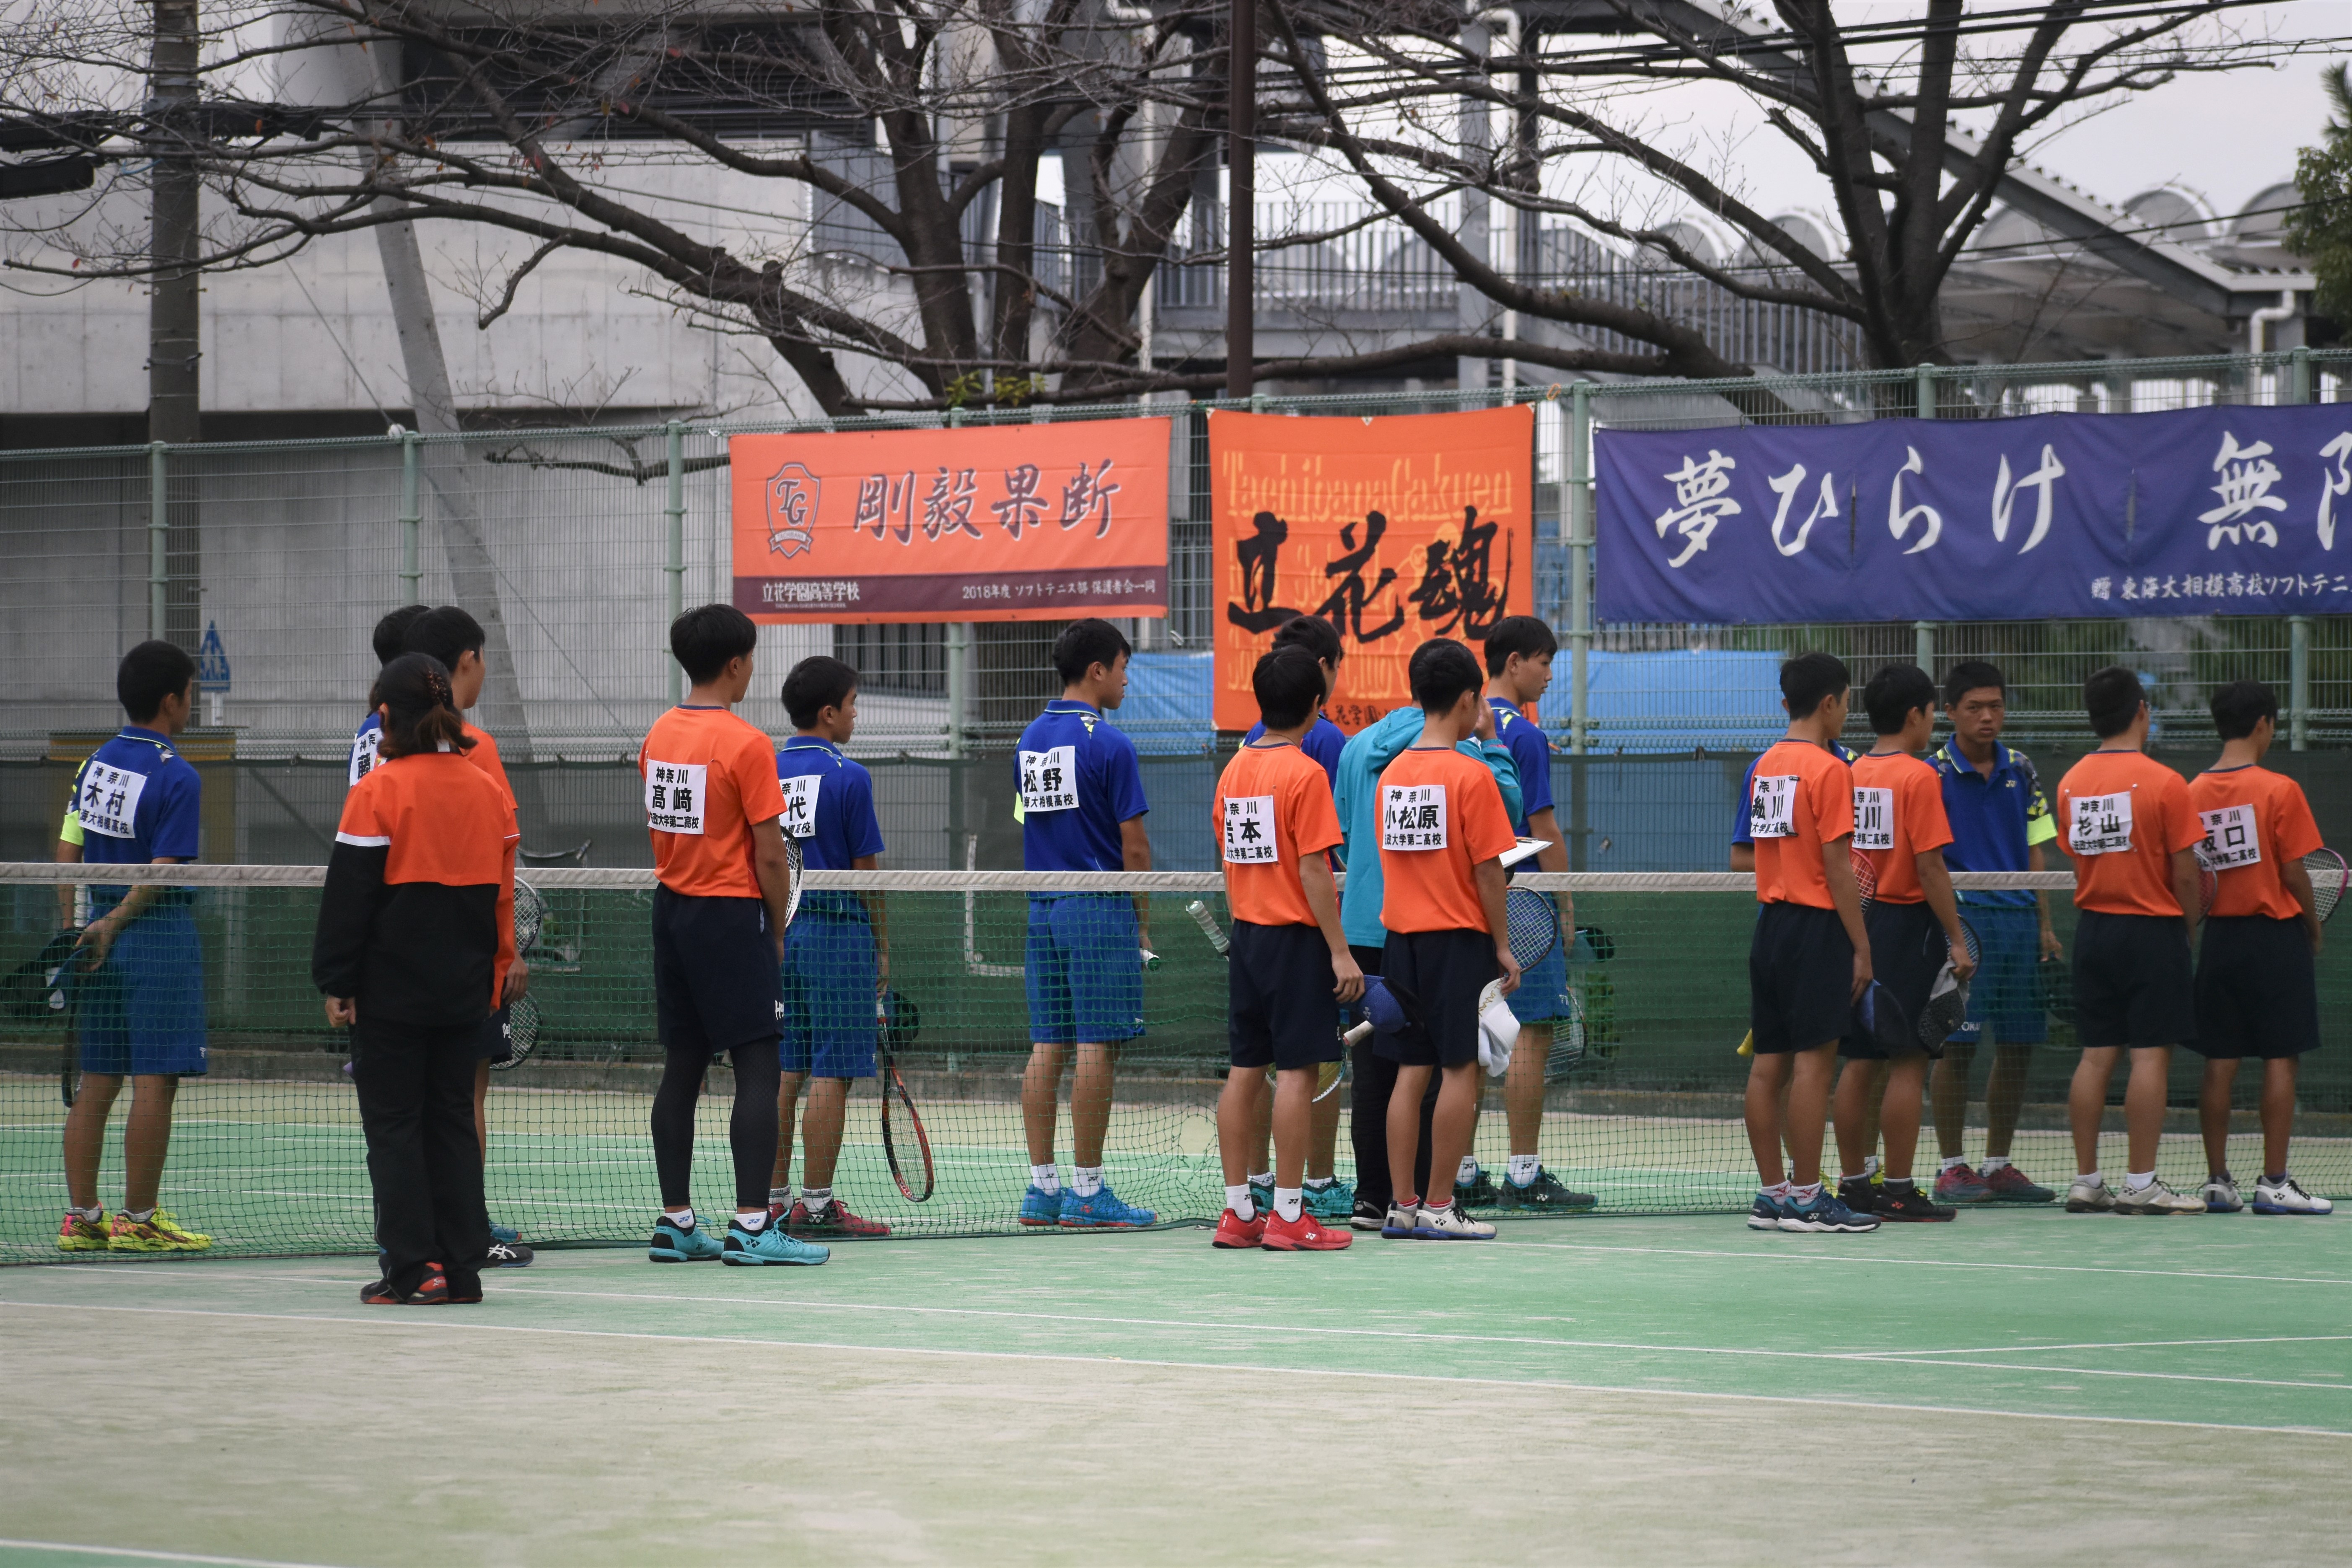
[1375,928,1495,1070]
[1025,893,1143,1045]
[1228,920,1344,1072]
[1840,901,1944,1061]
[76,904,207,1077]
[2073,910,2195,1051]
[1950,904,2048,1047]
[2191,916,2321,1060]
[1748,902,1853,1055]
[651,886,784,1057]
[780,895,879,1078]
[475,1002,508,1061]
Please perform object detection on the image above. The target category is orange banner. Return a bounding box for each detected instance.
[731,419,1170,622]
[1210,405,1535,733]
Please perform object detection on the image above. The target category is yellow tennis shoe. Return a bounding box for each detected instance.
[108,1210,213,1252]
[56,1210,109,1252]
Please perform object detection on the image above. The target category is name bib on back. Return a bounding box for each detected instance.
[1851,787,1894,852]
[645,760,708,835]
[1750,775,1798,839]
[348,727,382,788]
[1382,783,1448,851]
[2196,803,2260,871]
[1222,795,1277,863]
[2068,792,2133,856]
[779,774,821,840]
[1020,746,1078,814]
[77,762,148,840]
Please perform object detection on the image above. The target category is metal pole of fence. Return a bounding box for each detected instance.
[148,441,168,641]
[2291,346,2313,407]
[396,428,421,606]
[664,420,686,705]
[946,622,970,760]
[1914,620,1934,674]
[2290,614,2312,752]
[1916,363,1936,419]
[1568,379,1593,757]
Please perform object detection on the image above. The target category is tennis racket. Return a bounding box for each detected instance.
[1849,847,1878,912]
[2036,956,2075,1029]
[2303,847,2348,924]
[780,834,804,928]
[1544,988,1590,1081]
[513,878,547,956]
[1914,917,1980,1056]
[1505,884,1559,972]
[488,994,539,1072]
[877,989,934,1202]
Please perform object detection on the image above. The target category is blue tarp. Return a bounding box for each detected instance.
[1546,649,1788,754]
[1109,652,1216,754]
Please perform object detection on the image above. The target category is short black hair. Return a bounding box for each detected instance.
[1409,638,1484,713]
[1253,645,1326,731]
[402,605,486,674]
[1270,614,1343,667]
[1780,651,1849,719]
[1864,663,1938,736]
[117,639,197,724]
[1482,614,1558,676]
[1052,618,1132,685]
[372,604,431,668]
[2084,665,2147,739]
[783,655,859,730]
[1944,659,2005,709]
[2210,678,2278,741]
[670,604,759,686]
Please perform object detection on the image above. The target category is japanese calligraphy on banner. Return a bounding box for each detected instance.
[1595,402,2352,623]
[730,418,1170,622]
[1210,406,1534,733]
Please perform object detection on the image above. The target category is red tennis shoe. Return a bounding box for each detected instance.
[1262,1210,1352,1252]
[1212,1207,1266,1249]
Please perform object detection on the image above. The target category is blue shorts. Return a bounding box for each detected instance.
[780,895,878,1078]
[1951,904,2047,1046]
[76,906,207,1077]
[1506,933,1572,1026]
[651,887,783,1057]
[1025,894,1144,1045]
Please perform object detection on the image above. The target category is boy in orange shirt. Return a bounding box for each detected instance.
[1210,646,1362,1252]
[2186,679,2332,1216]
[1373,640,1520,1242]
[1743,652,1878,1234]
[1833,664,1975,1223]
[2054,666,2207,1215]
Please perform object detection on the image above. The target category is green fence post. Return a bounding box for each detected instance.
[148,441,168,641]
[664,420,686,705]
[1914,621,1935,674]
[1916,364,1937,420]
[1568,379,1593,757]
[396,428,421,606]
[2291,346,2313,407]
[2290,615,2312,752]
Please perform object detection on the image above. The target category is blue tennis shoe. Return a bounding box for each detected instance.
[1060,1184,1156,1229]
[648,1215,723,1263]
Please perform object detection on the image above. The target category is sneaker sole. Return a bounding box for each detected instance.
[108,1239,210,1252]
[1263,1238,1352,1252]
[1017,1216,1060,1228]
[1058,1218,1151,1230]
[1877,1211,1956,1223]
[2064,1200,2114,1213]
[1410,1227,1496,1240]
[1779,1218,1880,1233]
[1379,1226,1418,1239]
[1745,1214,1782,1231]
[2251,1205,2333,1215]
[1985,1192,2056,1203]
[1210,1236,1263,1249]
[646,1251,721,1263]
[2112,1205,2204,1216]
[722,1250,829,1265]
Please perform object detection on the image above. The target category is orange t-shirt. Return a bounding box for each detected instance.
[2186,763,2323,921]
[1748,738,1855,909]
[1849,749,1952,905]
[1376,746,1518,934]
[2055,750,2202,917]
[1215,741,1345,928]
[461,721,517,806]
[337,749,520,1005]
[638,705,788,899]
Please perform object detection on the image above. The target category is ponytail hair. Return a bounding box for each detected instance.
[372,652,475,759]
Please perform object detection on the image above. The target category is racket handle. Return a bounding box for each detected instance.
[1184,899,1230,956]
[1342,1019,1373,1045]
[1140,948,1162,971]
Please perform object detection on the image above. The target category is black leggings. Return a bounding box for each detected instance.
[651,1038,780,1212]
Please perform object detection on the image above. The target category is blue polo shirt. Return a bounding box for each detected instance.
[348,712,383,788]
[1017,700,1149,873]
[775,736,885,870]
[1930,739,2057,909]
[1240,712,1346,788]
[63,726,203,897]
[1731,738,1861,847]
[1488,696,1554,834]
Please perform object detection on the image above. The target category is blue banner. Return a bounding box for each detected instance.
[1595,402,2352,622]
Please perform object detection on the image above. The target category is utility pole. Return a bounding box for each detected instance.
[1225,0,1253,399]
[149,0,202,650]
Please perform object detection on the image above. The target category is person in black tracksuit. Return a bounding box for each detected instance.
[313,654,523,1305]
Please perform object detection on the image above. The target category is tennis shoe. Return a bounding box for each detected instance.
[2111,1179,2205,1216]
[1379,1201,1421,1239]
[55,1210,108,1252]
[1777,1190,1879,1233]
[2251,1175,2333,1215]
[787,1199,891,1240]
[2064,1178,2115,1213]
[1351,1197,1387,1232]
[1304,1178,1356,1223]
[1874,1186,1956,1223]
[1262,1210,1352,1251]
[1018,1184,1063,1227]
[361,1261,450,1305]
[1413,1203,1496,1241]
[1495,1168,1598,1212]
[1453,1168,1500,1209]
[722,1219,830,1265]
[1746,1192,1790,1231]
[2200,1175,2243,1213]
[107,1210,211,1252]
[489,1221,521,1245]
[1836,1177,1879,1216]
[487,1240,534,1268]
[1933,1164,1994,1205]
[1982,1165,2056,1204]
[1059,1184,1156,1229]
[646,1216,723,1263]
[1212,1207,1266,1249]
[1248,1180,1276,1219]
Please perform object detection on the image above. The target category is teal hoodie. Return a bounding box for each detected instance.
[1334,705,1525,950]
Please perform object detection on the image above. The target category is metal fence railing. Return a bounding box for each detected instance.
[3,350,2349,764]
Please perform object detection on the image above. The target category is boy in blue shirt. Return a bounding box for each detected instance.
[55,641,212,1254]
[1240,614,1348,785]
[768,656,893,1241]
[1017,619,1157,1229]
[347,604,430,787]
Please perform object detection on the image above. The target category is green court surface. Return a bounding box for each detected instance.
[3,1210,2348,1567]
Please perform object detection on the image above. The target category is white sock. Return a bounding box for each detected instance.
[1507,1154,1539,1186]
[768,1186,794,1208]
[803,1186,833,1213]
[1030,1164,1061,1195]
[662,1206,695,1229]
[1304,1176,1334,1190]
[71,1204,103,1223]
[1422,1197,1453,1215]
[1940,1156,1968,1173]
[2077,1171,2104,1189]
[1980,1156,2012,1174]
[2124,1170,2156,1192]
[1247,1170,1274,1190]
[1226,1184,1255,1221]
[1274,1187,1305,1223]
[1790,1182,1822,1203]
[1071,1166,1105,1198]
[1765,1181,1794,1200]
[125,1208,155,1224]
[1860,1155,1881,1180]
[1457,1156,1481,1183]
[733,1208,767,1232]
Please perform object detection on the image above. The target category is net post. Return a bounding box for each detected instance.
[396,427,421,606]
[1567,378,1593,757]
[147,440,168,640]
[664,419,686,705]
[2290,614,2312,752]
[1915,363,1936,420]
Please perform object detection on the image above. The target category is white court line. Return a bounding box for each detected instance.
[1865,1334,2352,1359]
[3,1297,2345,1441]
[0,1539,347,1568]
[1502,1239,2352,1288]
[1837,1358,2351,1394]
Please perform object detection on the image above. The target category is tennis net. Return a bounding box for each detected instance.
[5,863,2347,1262]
